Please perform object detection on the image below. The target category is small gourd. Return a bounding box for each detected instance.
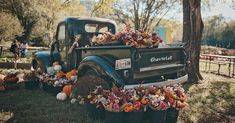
[62,85,73,96]
[47,67,55,76]
[56,92,67,101]
[54,65,62,72]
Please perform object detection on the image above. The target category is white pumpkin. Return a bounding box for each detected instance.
[56,92,67,101]
[47,67,55,75]
[54,65,62,72]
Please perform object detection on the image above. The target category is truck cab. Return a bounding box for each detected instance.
[32,17,188,88]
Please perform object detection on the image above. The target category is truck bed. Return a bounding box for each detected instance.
[75,45,186,85]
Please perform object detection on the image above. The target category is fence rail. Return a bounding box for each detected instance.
[200,54,235,77]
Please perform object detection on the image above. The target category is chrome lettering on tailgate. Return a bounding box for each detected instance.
[150,56,173,63]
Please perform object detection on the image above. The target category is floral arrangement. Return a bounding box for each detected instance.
[39,63,78,88]
[82,84,187,112]
[35,62,79,97]
[91,26,163,48]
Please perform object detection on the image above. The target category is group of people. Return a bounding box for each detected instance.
[10,39,28,59]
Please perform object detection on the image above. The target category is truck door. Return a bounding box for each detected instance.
[56,23,67,62]
[51,22,69,71]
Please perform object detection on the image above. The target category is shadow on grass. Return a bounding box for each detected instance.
[0,84,102,123]
[179,81,235,123]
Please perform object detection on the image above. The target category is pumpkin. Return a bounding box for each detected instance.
[47,67,55,75]
[54,65,62,72]
[56,92,67,101]
[66,73,73,80]
[62,85,73,96]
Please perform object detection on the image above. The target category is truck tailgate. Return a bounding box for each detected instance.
[134,47,185,79]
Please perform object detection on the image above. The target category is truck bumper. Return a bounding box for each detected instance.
[124,74,188,89]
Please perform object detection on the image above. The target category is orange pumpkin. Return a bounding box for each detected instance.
[62,85,73,96]
[66,73,73,80]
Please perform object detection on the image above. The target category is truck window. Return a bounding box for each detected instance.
[57,24,67,61]
[85,24,109,33]
[58,24,66,43]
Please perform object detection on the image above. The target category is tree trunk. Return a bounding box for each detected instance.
[183,0,204,83]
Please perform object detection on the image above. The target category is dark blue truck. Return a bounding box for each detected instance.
[32,17,188,88]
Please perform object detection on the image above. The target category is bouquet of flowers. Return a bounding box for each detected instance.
[91,25,163,48]
[84,84,188,112]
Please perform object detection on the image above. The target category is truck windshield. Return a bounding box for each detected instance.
[68,20,116,37]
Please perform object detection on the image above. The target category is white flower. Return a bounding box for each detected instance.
[54,65,62,72]
[47,67,55,75]
[70,98,77,104]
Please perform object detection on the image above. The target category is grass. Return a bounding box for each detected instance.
[0,85,102,123]
[178,72,235,123]
[0,52,32,63]
[0,63,235,123]
[200,61,234,77]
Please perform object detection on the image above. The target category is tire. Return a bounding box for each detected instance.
[75,68,110,96]
[75,68,109,120]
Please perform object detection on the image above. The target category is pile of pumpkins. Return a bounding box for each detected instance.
[39,62,78,101]
[42,62,78,88]
[56,84,73,101]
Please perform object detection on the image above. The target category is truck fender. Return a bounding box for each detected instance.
[78,56,125,87]
[32,51,51,72]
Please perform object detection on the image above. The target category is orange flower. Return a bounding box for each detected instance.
[124,104,134,112]
[141,98,148,105]
[56,71,65,78]
[70,69,77,75]
[124,106,130,112]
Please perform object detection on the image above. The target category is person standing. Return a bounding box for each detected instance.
[10,39,20,69]
[20,42,28,58]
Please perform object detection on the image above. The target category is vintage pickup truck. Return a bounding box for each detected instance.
[31,17,188,122]
[31,17,188,88]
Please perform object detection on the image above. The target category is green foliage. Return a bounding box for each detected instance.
[0,12,23,42]
[203,16,235,49]
[0,0,86,45]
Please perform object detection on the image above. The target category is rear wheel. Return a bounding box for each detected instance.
[74,68,109,120]
[75,68,110,96]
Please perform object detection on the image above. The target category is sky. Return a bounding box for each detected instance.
[164,0,235,22]
[202,1,235,21]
